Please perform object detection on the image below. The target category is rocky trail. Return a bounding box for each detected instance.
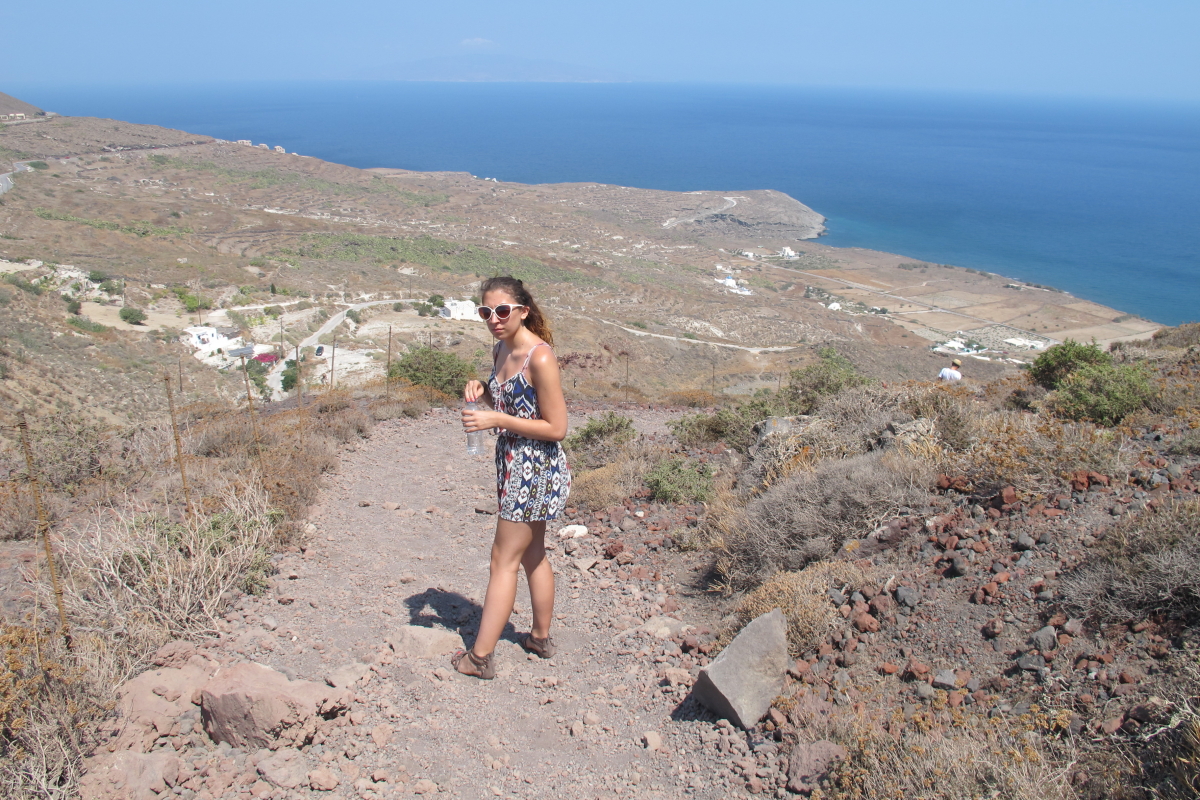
[84,408,777,800]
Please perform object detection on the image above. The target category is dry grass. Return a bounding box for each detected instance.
[813,716,1079,800]
[569,439,664,510]
[48,484,277,670]
[0,386,382,799]
[733,562,874,655]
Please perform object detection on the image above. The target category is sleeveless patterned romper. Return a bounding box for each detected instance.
[490,343,571,522]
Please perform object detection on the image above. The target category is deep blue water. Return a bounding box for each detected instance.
[12,82,1200,325]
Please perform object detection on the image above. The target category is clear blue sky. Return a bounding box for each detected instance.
[6,0,1199,101]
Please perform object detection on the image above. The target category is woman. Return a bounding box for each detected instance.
[453,276,571,679]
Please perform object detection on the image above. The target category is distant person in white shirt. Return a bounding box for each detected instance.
[938,358,963,382]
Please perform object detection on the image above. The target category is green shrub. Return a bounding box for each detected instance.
[645,457,713,503]
[98,279,122,295]
[1029,339,1111,389]
[670,402,773,452]
[427,294,445,308]
[118,307,147,325]
[1049,363,1155,425]
[3,274,42,295]
[0,288,13,306]
[280,357,305,393]
[67,316,108,334]
[263,305,283,318]
[27,161,49,170]
[389,347,476,397]
[392,302,407,312]
[781,347,869,413]
[414,302,433,317]
[86,270,107,283]
[564,412,635,469]
[345,309,362,325]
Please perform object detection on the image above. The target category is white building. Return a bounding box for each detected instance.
[1003,337,1047,350]
[779,247,798,260]
[715,276,753,296]
[439,299,480,321]
[181,326,243,354]
[274,145,285,153]
[236,140,252,146]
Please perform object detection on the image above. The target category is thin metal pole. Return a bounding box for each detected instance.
[164,374,194,518]
[240,356,268,482]
[18,413,70,646]
[178,356,183,393]
[330,336,336,391]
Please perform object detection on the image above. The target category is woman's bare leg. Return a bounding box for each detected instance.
[520,521,554,640]
[471,518,534,658]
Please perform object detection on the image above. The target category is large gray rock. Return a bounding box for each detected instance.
[385,625,464,659]
[1029,625,1058,653]
[200,662,350,749]
[787,740,847,794]
[692,608,788,728]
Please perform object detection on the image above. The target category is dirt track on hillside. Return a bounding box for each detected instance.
[209,408,764,799]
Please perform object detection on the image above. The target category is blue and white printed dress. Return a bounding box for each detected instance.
[489,343,571,522]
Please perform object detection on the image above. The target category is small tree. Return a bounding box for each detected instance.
[1029,339,1111,389]
[119,306,147,325]
[65,299,82,315]
[389,347,475,396]
[428,294,445,308]
[87,270,108,283]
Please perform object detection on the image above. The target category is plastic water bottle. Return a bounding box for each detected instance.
[465,402,486,455]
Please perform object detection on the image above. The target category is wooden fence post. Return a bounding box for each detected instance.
[163,374,195,518]
[17,412,70,646]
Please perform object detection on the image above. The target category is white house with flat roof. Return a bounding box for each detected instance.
[439,299,480,321]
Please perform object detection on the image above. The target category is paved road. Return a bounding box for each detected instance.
[265,299,406,399]
[0,161,33,196]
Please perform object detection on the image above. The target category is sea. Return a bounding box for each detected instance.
[11,82,1200,326]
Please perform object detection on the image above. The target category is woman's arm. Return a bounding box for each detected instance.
[461,347,567,442]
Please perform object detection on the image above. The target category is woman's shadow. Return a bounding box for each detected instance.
[403,587,522,646]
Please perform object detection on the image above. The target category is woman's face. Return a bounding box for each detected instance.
[481,289,528,340]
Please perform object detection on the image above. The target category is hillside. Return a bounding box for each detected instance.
[0,91,44,118]
[0,115,1161,427]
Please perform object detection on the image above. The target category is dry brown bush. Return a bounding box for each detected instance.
[49,485,277,662]
[733,562,873,655]
[0,626,107,800]
[944,412,1131,495]
[663,390,720,408]
[1061,500,1200,626]
[712,451,932,591]
[0,482,68,542]
[813,714,1078,800]
[569,439,663,511]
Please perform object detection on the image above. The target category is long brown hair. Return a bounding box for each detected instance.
[480,276,553,346]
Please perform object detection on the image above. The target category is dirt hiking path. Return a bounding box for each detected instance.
[226,409,758,800]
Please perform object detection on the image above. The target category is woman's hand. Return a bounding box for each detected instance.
[463,380,486,403]
[462,405,501,433]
